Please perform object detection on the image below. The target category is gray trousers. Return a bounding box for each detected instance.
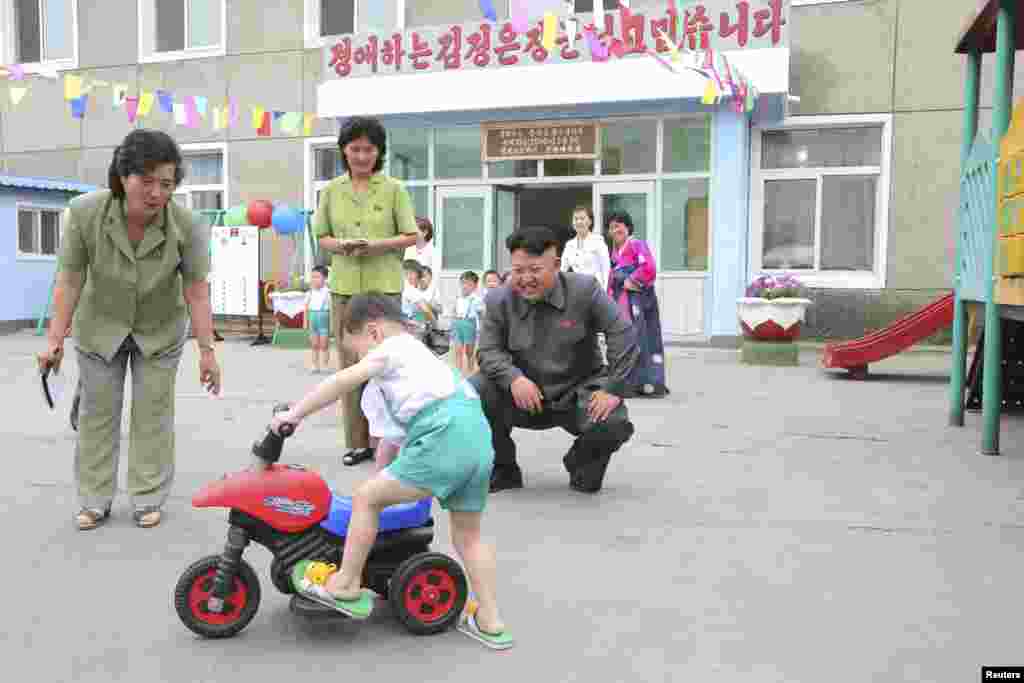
[74,336,183,511]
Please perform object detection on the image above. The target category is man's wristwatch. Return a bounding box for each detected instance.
[198,342,215,353]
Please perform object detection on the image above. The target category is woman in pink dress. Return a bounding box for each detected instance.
[607,211,669,398]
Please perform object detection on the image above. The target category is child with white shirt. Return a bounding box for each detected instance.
[452,271,482,375]
[272,293,511,649]
[401,260,435,333]
[304,266,331,373]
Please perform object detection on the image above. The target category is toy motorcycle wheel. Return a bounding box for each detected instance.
[389,552,467,635]
[174,555,261,638]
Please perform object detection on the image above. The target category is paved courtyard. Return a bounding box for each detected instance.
[2,330,1023,682]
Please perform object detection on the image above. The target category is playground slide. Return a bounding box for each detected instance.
[821,292,955,378]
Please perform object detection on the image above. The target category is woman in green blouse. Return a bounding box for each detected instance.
[313,117,419,466]
[38,129,221,531]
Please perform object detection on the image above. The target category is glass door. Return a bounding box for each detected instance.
[436,186,494,274]
[494,185,519,276]
[594,181,656,247]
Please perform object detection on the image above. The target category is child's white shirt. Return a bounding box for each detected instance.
[306,287,330,312]
[455,293,481,320]
[402,283,428,316]
[359,333,456,442]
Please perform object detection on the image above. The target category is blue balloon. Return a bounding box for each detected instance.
[271,204,304,235]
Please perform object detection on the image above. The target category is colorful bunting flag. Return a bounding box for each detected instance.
[511,0,529,32]
[256,111,272,136]
[701,80,717,105]
[138,91,155,117]
[184,96,200,128]
[303,113,314,136]
[9,86,26,105]
[479,0,498,21]
[173,101,188,125]
[125,95,139,123]
[63,74,82,100]
[112,83,128,107]
[9,64,25,80]
[195,95,207,118]
[70,94,88,118]
[281,111,301,133]
[157,90,174,114]
[542,12,557,51]
[252,106,264,129]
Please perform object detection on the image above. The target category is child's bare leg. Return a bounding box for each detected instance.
[374,439,399,472]
[465,343,477,374]
[310,337,319,371]
[320,337,331,367]
[450,511,504,634]
[325,476,430,599]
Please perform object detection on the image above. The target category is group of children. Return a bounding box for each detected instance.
[402,261,502,376]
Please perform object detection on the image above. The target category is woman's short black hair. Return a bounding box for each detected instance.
[312,265,329,278]
[337,116,387,174]
[108,129,184,199]
[505,226,561,257]
[420,265,432,276]
[606,210,634,235]
[402,259,423,276]
[344,292,406,333]
[416,216,434,243]
[460,271,480,284]
[572,205,595,225]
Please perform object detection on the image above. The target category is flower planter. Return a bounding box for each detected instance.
[736,297,814,342]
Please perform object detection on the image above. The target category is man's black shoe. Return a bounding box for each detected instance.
[489,465,524,492]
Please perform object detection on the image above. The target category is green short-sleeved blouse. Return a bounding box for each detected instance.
[58,189,211,363]
[312,173,418,295]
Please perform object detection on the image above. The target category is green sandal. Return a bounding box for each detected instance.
[290,560,375,620]
[457,611,514,650]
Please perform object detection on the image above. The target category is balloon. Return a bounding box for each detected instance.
[223,204,248,226]
[247,199,274,228]
[272,204,304,235]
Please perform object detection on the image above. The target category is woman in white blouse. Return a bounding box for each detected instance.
[561,205,611,290]
[403,217,440,302]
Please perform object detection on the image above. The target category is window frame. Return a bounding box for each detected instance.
[16,203,63,261]
[137,0,227,64]
[305,1,521,48]
[749,113,892,290]
[174,142,229,213]
[0,0,79,71]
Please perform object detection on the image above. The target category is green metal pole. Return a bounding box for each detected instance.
[982,0,1016,455]
[950,50,982,426]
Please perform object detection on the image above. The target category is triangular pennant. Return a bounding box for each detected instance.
[701,80,717,105]
[8,64,25,80]
[64,74,82,100]
[173,101,188,125]
[70,94,88,119]
[184,96,200,128]
[229,98,239,126]
[125,96,139,123]
[273,110,286,122]
[303,113,314,136]
[252,106,265,129]
[195,95,207,118]
[112,83,128,108]
[157,90,174,114]
[9,86,27,105]
[257,111,272,136]
[281,111,301,133]
[138,91,155,117]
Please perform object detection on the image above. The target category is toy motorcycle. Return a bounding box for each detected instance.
[173,406,468,639]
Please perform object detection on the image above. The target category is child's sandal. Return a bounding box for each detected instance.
[75,507,110,531]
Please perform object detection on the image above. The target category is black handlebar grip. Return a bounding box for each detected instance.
[278,423,295,438]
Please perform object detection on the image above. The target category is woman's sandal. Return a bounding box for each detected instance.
[342,448,374,466]
[133,506,162,528]
[76,507,110,531]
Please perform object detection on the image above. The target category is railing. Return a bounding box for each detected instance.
[958,133,997,303]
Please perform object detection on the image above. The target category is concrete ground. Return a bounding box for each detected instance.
[2,331,1023,683]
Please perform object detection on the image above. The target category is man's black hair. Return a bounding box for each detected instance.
[483,269,499,280]
[344,292,405,333]
[312,265,329,278]
[420,264,432,276]
[460,270,480,283]
[337,116,387,174]
[505,226,561,256]
[402,259,423,275]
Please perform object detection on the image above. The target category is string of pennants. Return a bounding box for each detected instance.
[0,0,758,129]
[483,0,759,113]
[0,61,315,134]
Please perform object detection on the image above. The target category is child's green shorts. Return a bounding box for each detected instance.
[383,378,494,513]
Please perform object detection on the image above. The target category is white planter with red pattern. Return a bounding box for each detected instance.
[736,297,813,341]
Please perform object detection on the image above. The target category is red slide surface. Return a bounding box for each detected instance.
[822,292,955,375]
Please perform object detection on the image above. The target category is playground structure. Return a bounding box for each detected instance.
[949,0,1024,456]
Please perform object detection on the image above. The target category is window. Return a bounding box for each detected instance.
[173,145,227,215]
[751,115,892,288]
[406,0,505,29]
[17,206,62,259]
[139,0,225,63]
[602,119,657,175]
[573,0,619,12]
[305,0,402,46]
[435,127,482,179]
[0,0,77,68]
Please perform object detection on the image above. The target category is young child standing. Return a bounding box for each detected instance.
[272,293,511,649]
[304,266,331,373]
[452,271,482,375]
[419,265,442,319]
[402,260,435,328]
